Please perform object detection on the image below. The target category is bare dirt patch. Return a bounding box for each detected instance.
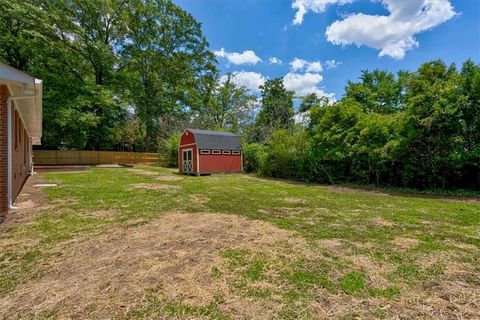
[128,169,183,181]
[372,217,397,227]
[283,197,309,205]
[156,175,183,182]
[89,210,119,218]
[0,212,307,319]
[0,174,49,230]
[257,207,308,218]
[127,168,159,176]
[128,183,180,191]
[390,237,420,249]
[316,238,343,251]
[326,186,390,196]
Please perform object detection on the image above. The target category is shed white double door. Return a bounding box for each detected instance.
[182,149,193,173]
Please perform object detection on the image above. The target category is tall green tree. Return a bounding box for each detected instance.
[344,69,406,114]
[194,73,257,132]
[254,78,294,142]
[120,0,217,151]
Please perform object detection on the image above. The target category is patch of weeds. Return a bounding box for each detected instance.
[341,312,362,320]
[245,286,273,299]
[220,248,250,270]
[416,236,450,252]
[368,286,400,299]
[395,263,420,281]
[210,266,223,278]
[464,274,480,286]
[22,250,42,263]
[424,264,445,278]
[0,250,43,294]
[371,309,388,319]
[126,290,229,320]
[340,271,366,294]
[242,256,269,281]
[284,268,336,292]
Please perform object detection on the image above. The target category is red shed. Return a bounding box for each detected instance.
[178,129,242,175]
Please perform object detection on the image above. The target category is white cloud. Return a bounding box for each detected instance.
[214,48,262,65]
[221,71,266,93]
[283,72,334,99]
[325,0,456,59]
[292,0,353,25]
[290,58,323,73]
[269,57,282,65]
[306,61,323,72]
[290,58,307,71]
[325,59,341,69]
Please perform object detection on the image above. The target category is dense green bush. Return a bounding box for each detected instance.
[244,60,480,190]
[242,143,267,173]
[163,133,181,168]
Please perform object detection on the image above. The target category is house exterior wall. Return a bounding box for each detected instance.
[12,108,30,199]
[0,85,8,216]
[0,84,32,216]
[198,152,242,173]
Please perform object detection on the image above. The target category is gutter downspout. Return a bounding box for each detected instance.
[7,94,37,212]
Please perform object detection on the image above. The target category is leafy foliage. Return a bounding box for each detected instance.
[246,60,480,190]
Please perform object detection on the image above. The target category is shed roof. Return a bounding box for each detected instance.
[187,129,241,150]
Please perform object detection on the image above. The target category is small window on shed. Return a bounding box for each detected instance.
[222,150,231,155]
[212,150,221,155]
[232,151,240,155]
[200,149,210,155]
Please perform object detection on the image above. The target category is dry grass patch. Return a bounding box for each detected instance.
[127,168,159,176]
[0,212,307,319]
[283,197,309,205]
[128,183,180,191]
[390,237,420,249]
[372,217,397,227]
[89,210,119,218]
[326,186,390,196]
[155,175,183,181]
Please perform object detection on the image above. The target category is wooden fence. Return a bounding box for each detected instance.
[33,150,163,166]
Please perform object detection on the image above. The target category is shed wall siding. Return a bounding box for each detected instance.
[198,154,242,173]
[0,85,8,215]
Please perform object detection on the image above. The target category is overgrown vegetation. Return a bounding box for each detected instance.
[245,60,480,190]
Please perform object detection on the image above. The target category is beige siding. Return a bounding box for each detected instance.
[0,85,7,215]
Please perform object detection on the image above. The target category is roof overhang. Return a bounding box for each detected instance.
[0,63,43,145]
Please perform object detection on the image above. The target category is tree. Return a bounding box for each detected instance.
[194,73,257,132]
[254,78,294,142]
[120,0,217,151]
[344,69,406,114]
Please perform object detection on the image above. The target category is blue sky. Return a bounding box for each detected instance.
[175,0,480,100]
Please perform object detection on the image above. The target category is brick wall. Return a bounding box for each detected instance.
[0,85,8,216]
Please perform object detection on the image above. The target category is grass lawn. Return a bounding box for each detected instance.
[1,166,479,319]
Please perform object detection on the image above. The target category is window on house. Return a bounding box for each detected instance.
[232,151,241,155]
[212,150,221,155]
[200,149,210,155]
[222,150,231,155]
